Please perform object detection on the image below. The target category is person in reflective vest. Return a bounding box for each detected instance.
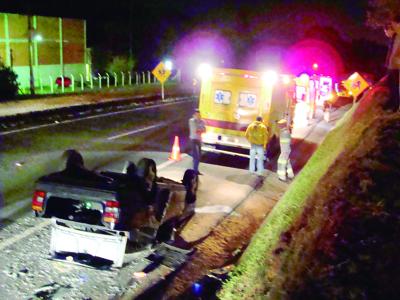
[245,116,269,175]
[277,119,294,181]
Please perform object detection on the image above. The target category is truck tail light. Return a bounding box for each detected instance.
[32,190,46,212]
[103,201,120,224]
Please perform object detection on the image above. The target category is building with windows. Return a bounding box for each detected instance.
[0,12,89,89]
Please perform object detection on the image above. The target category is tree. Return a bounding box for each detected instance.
[0,63,19,100]
[106,55,136,74]
[367,0,400,28]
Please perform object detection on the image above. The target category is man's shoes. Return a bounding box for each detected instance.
[196,171,203,175]
[278,177,286,182]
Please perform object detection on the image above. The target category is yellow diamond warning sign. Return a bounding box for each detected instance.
[342,72,370,99]
[152,62,171,84]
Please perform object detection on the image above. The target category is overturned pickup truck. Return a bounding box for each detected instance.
[32,151,198,267]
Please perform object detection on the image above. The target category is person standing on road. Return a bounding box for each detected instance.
[277,119,294,182]
[384,15,400,111]
[189,109,206,174]
[245,116,269,175]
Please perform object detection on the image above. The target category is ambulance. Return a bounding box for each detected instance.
[197,66,295,157]
[294,73,334,121]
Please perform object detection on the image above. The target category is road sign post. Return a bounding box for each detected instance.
[152,61,171,100]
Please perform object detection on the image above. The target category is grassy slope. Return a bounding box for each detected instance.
[219,82,397,299]
[267,109,400,299]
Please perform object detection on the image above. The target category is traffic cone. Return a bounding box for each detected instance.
[169,136,181,161]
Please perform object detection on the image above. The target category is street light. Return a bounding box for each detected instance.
[197,63,212,80]
[28,25,42,96]
[262,70,278,85]
[164,60,173,71]
[28,16,35,95]
[33,34,43,42]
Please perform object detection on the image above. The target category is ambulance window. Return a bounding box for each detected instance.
[214,90,231,104]
[239,92,257,108]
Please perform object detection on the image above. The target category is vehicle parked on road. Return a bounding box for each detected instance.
[197,67,295,157]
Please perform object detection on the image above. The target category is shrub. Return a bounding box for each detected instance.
[106,55,136,74]
[0,64,19,100]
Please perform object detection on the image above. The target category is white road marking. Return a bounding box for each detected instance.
[0,99,192,136]
[195,205,233,214]
[0,218,52,251]
[107,122,168,140]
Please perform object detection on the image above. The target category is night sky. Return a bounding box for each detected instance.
[0,0,387,75]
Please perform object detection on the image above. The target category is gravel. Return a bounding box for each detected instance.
[0,215,180,300]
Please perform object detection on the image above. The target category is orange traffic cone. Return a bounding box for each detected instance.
[169,136,181,161]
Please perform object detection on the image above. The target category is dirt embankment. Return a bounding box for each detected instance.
[164,177,287,299]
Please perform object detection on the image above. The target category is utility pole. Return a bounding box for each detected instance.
[28,15,35,96]
[128,1,133,61]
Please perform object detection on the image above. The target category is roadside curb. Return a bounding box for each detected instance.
[0,94,195,118]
